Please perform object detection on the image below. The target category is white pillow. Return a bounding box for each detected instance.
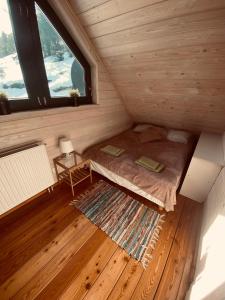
[167,129,190,144]
[133,124,152,133]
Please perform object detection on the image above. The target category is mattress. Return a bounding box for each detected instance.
[83,129,192,211]
[90,160,164,207]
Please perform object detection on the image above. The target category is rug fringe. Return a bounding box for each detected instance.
[141,213,166,269]
[69,199,78,205]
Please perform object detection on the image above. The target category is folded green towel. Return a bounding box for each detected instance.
[101,145,125,157]
[136,156,160,170]
[135,156,165,173]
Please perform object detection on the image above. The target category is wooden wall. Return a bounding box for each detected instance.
[70,0,225,133]
[0,1,132,167]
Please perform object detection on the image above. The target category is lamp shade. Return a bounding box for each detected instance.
[59,138,74,154]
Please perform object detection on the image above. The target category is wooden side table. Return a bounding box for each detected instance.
[53,151,92,196]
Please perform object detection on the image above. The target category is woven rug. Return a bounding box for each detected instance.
[71,180,164,268]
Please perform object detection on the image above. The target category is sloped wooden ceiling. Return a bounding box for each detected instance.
[69,0,225,133]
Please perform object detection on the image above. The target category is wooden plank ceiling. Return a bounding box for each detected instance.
[69,0,225,133]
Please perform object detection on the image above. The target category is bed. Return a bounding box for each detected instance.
[83,129,193,211]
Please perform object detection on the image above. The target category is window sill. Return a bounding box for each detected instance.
[0,104,99,123]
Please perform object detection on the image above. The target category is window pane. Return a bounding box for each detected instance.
[35,3,86,98]
[0,0,28,99]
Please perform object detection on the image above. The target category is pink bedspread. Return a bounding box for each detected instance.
[83,130,193,211]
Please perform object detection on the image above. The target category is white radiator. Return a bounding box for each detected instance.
[0,144,54,215]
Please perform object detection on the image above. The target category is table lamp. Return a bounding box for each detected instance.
[59,138,74,158]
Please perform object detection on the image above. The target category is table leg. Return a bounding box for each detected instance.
[69,172,74,196]
[89,161,93,183]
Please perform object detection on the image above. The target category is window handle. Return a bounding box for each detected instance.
[43,97,47,106]
[37,97,42,106]
[18,3,22,16]
[26,6,29,17]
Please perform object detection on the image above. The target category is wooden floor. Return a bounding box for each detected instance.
[0,174,202,300]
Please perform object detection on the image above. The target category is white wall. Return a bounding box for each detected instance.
[187,167,225,300]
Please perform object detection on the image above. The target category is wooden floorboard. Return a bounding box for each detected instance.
[107,257,143,300]
[59,237,118,300]
[0,202,78,285]
[154,200,202,300]
[0,174,202,300]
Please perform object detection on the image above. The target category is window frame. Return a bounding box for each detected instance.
[6,0,92,113]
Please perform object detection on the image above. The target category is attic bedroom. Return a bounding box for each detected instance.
[0,0,224,299]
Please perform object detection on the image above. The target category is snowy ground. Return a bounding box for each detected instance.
[0,52,84,99]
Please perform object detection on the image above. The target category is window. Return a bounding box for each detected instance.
[35,3,86,98]
[0,1,28,99]
[0,0,92,112]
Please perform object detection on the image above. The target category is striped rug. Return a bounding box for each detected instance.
[71,180,164,268]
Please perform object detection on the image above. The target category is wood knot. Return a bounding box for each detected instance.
[123,256,129,262]
[131,265,137,274]
[85,283,91,290]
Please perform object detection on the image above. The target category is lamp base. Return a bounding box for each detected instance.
[65,152,72,160]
